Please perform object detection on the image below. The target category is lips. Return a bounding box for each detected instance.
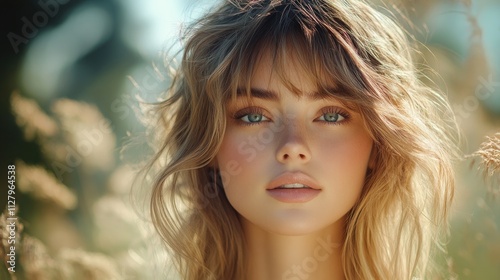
[266,172,321,203]
[275,183,311,189]
[266,172,322,190]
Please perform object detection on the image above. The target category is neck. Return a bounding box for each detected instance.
[242,219,345,280]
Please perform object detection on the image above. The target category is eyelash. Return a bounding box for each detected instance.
[232,107,269,126]
[318,107,350,126]
[232,107,350,126]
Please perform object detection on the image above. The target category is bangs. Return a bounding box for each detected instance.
[209,1,375,111]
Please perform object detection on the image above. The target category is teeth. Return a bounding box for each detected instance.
[278,183,310,189]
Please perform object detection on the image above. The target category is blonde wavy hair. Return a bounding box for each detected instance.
[140,0,459,279]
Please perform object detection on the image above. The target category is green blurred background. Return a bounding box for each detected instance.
[1,0,499,279]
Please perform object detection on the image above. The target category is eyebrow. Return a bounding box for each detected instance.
[235,87,344,101]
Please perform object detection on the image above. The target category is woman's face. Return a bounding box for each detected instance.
[216,51,374,235]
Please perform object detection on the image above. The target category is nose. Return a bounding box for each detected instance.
[276,123,311,164]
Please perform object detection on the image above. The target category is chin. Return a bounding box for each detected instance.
[268,226,322,236]
[254,210,339,236]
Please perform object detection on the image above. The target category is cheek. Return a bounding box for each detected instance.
[317,128,372,167]
[315,129,373,188]
[216,130,268,215]
[311,132,372,219]
[216,130,265,189]
[216,133,244,186]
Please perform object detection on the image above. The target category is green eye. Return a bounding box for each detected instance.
[233,107,270,126]
[319,112,345,123]
[241,113,267,123]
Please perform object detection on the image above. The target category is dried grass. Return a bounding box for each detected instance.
[11,92,117,174]
[1,208,121,280]
[16,161,77,210]
[10,91,58,141]
[470,132,500,199]
[51,98,116,172]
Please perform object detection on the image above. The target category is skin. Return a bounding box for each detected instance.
[216,50,374,280]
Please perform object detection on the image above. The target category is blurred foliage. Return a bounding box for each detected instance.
[1,0,499,279]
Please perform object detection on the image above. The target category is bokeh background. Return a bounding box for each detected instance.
[1,0,499,279]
